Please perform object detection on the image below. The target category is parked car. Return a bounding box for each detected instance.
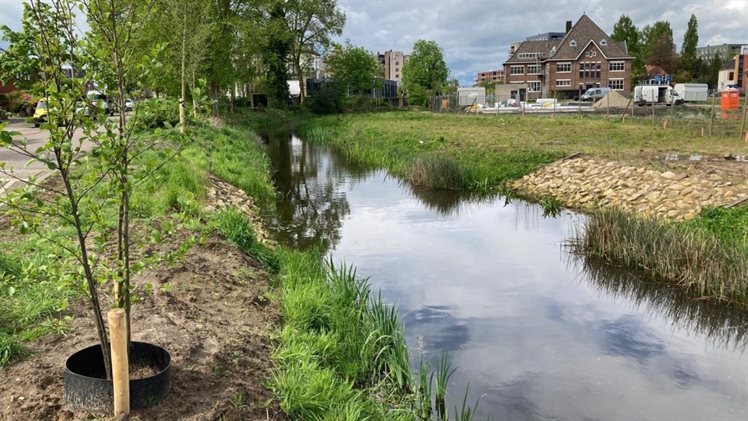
[33,100,48,127]
[83,90,113,116]
[125,98,135,112]
[580,87,611,101]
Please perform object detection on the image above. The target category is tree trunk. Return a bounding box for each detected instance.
[295,56,305,103]
[179,3,187,134]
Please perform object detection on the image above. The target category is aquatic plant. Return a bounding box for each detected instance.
[408,156,464,190]
[568,208,748,305]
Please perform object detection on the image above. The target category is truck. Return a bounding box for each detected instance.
[634,85,676,106]
[673,83,708,103]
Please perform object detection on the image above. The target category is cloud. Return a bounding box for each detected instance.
[338,0,748,86]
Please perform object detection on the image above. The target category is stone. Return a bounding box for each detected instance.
[661,171,676,179]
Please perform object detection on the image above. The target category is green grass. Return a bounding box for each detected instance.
[211,208,280,273]
[569,208,748,306]
[297,111,747,192]
[685,206,748,254]
[272,250,415,419]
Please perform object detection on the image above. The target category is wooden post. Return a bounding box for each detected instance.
[741,91,748,140]
[108,309,130,416]
[651,101,655,126]
[710,91,717,136]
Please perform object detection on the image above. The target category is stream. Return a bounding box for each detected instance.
[262,132,748,420]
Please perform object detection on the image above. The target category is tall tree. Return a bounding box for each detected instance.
[324,42,381,94]
[680,14,699,81]
[644,20,678,74]
[611,15,645,81]
[285,0,345,103]
[264,2,291,108]
[402,40,448,106]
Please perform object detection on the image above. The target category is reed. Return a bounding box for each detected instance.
[568,208,748,305]
[408,156,464,190]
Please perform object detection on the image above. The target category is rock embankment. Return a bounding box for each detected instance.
[512,157,748,220]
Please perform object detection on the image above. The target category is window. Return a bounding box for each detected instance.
[510,81,525,84]
[600,39,608,46]
[570,40,577,47]
[608,78,624,90]
[510,65,524,75]
[556,62,571,73]
[609,61,625,72]
[517,52,538,59]
[527,65,541,75]
[528,81,541,92]
[556,79,571,87]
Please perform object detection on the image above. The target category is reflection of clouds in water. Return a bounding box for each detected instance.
[482,374,546,421]
[402,305,470,353]
[599,315,666,365]
[567,255,748,351]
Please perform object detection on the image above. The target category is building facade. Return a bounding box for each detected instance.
[377,50,410,86]
[503,15,634,100]
[475,69,504,85]
[696,44,747,60]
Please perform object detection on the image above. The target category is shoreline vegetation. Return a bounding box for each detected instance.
[1,117,476,419]
[295,111,748,306]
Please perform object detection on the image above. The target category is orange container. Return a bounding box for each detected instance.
[721,88,740,111]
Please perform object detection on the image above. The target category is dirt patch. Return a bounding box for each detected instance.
[0,174,287,420]
[0,236,285,420]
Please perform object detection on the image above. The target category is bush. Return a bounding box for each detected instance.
[128,98,185,132]
[307,83,344,115]
[0,108,7,121]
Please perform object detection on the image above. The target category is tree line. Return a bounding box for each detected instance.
[611,14,726,87]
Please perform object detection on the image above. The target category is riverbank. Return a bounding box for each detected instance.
[296,111,748,304]
[0,120,429,419]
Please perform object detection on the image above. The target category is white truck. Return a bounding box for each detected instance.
[672,83,708,103]
[634,85,676,106]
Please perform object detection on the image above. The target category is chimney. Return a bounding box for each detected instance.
[565,20,572,33]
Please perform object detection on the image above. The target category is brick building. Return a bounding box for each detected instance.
[475,69,504,85]
[503,15,634,99]
[377,50,410,86]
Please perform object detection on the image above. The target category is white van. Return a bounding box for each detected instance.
[580,87,611,101]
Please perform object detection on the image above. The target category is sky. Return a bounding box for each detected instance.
[1,0,747,86]
[338,0,748,85]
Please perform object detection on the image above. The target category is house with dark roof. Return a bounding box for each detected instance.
[503,15,634,99]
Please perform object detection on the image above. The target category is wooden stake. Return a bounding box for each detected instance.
[701,127,704,137]
[741,92,748,140]
[108,309,130,416]
[710,91,716,136]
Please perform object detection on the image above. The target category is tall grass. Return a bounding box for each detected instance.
[569,208,748,305]
[272,249,416,418]
[211,208,280,273]
[409,157,464,190]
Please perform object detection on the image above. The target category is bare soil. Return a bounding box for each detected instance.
[0,176,286,420]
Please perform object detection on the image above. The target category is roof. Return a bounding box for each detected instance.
[504,40,561,64]
[645,64,667,76]
[503,15,632,65]
[548,14,632,60]
[721,59,737,71]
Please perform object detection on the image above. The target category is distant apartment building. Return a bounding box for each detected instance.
[502,15,634,100]
[696,44,748,60]
[475,69,504,84]
[377,50,410,86]
[525,32,566,42]
[718,53,748,91]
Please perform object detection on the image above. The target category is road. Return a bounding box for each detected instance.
[0,118,89,193]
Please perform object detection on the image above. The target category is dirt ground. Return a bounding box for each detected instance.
[0,177,286,420]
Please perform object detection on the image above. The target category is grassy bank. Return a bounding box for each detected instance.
[296,111,747,191]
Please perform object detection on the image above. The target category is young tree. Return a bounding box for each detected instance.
[325,42,381,94]
[285,0,345,103]
[0,4,46,89]
[402,40,448,106]
[611,15,645,80]
[680,14,699,81]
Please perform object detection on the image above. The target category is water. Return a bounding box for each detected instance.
[263,132,748,420]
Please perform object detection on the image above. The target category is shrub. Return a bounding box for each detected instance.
[307,82,344,115]
[128,98,184,132]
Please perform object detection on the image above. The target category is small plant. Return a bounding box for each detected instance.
[435,353,456,418]
[540,196,562,218]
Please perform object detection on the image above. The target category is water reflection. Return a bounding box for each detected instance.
[261,132,748,419]
[570,255,748,350]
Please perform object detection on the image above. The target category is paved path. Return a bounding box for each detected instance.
[0,118,88,193]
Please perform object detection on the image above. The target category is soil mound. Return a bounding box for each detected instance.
[592,91,631,108]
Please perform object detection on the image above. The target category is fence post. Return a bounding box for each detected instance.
[741,92,747,140]
[710,91,716,136]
